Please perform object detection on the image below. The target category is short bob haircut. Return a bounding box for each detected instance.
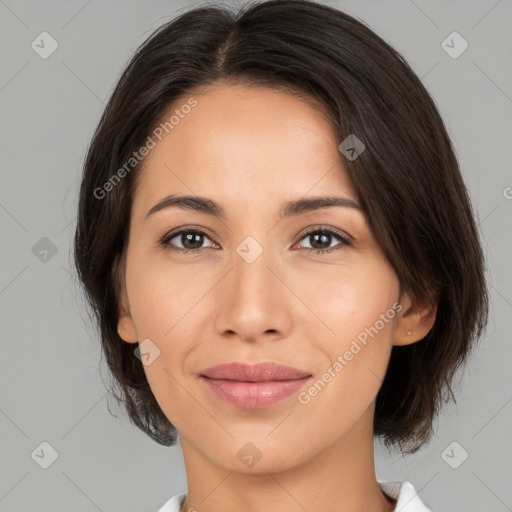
[73,0,488,454]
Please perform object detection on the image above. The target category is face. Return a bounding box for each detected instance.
[118,83,410,473]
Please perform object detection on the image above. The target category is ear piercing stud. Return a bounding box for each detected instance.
[406,330,413,336]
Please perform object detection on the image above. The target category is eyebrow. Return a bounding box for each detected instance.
[145,194,362,221]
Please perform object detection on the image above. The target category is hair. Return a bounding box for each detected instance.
[73,0,488,454]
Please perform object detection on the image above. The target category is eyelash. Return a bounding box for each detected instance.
[159,226,351,255]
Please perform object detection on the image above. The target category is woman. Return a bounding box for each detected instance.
[73,1,488,511]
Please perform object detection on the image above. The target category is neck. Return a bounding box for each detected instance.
[178,406,396,512]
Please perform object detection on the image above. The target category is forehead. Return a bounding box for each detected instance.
[132,83,358,218]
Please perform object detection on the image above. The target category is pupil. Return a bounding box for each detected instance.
[183,232,203,249]
[311,232,330,249]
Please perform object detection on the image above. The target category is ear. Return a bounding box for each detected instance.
[393,288,439,346]
[118,291,138,343]
[115,254,138,344]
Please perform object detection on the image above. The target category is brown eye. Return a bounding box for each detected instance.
[160,229,217,253]
[295,228,351,255]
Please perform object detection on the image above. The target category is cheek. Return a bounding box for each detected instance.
[293,259,398,403]
[124,254,214,413]
[126,252,210,339]
[291,257,399,344]
[293,302,396,443]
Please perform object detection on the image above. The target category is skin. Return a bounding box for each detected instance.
[117,83,437,512]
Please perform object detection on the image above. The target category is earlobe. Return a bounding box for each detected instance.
[114,253,138,343]
[394,290,439,346]
[118,310,138,343]
[117,287,138,343]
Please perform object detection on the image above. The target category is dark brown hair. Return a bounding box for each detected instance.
[73,0,488,453]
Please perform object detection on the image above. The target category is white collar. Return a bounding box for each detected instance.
[379,481,432,511]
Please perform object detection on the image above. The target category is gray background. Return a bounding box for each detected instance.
[1,0,511,511]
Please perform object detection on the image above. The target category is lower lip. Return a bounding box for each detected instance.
[201,376,312,409]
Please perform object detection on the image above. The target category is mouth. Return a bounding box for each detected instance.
[200,361,312,409]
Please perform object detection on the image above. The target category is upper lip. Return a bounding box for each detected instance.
[200,362,312,382]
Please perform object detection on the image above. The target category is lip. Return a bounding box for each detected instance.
[201,361,311,381]
[200,362,312,409]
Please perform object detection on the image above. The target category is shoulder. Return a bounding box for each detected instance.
[379,480,433,512]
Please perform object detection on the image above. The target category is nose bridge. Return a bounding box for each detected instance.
[214,233,292,340]
[232,234,277,308]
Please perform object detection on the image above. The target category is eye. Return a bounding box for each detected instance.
[159,228,218,254]
[293,227,351,255]
[159,226,351,256]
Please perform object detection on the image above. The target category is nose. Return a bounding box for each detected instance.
[214,240,293,343]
